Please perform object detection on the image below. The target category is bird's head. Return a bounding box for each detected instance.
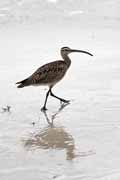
[61,46,93,57]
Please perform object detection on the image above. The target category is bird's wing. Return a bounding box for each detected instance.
[30,60,67,85]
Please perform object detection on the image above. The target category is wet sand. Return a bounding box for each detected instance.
[0,24,120,180]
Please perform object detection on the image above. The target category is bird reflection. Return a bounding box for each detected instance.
[43,102,69,126]
[23,103,76,160]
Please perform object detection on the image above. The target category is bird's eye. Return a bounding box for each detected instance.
[65,48,69,51]
[64,48,68,51]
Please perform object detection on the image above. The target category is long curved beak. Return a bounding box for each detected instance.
[70,49,93,56]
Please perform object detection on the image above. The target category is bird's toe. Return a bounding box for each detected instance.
[41,106,48,112]
[60,99,70,104]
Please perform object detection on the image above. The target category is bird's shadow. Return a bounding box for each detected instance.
[22,102,76,160]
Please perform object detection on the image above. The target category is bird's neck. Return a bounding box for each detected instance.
[61,54,71,68]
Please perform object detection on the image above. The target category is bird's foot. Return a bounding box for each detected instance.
[59,99,70,110]
[60,99,70,104]
[41,106,48,112]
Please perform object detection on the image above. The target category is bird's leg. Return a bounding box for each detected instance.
[50,89,70,104]
[41,89,50,111]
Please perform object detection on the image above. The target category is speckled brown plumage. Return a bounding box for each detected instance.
[30,60,68,86]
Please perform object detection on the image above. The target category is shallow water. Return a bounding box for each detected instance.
[0,5,120,180]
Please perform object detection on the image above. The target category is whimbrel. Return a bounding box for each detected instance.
[16,47,93,111]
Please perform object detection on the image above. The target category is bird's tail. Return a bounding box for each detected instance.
[16,78,30,88]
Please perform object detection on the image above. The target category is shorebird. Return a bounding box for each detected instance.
[16,47,93,111]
